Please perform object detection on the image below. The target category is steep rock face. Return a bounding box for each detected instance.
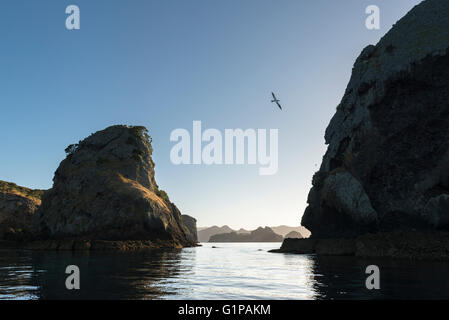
[302,0,449,238]
[0,181,44,240]
[181,215,198,243]
[38,125,192,245]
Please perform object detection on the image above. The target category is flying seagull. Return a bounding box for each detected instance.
[271,92,282,110]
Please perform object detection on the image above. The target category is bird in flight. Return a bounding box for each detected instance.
[271,92,282,110]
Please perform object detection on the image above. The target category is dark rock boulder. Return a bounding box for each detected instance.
[181,215,198,243]
[37,125,193,246]
[302,0,449,238]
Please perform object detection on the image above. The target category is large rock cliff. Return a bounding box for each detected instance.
[302,0,449,238]
[37,125,193,246]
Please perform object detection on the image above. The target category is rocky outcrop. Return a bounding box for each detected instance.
[209,227,283,242]
[284,231,303,239]
[37,125,193,247]
[302,0,449,238]
[0,181,44,240]
[181,215,198,243]
[271,232,449,260]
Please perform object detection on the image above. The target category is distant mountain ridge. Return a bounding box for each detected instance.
[198,225,234,242]
[198,225,310,242]
[209,227,283,243]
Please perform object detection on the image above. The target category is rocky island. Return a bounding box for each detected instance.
[272,0,449,260]
[209,227,283,242]
[0,125,198,250]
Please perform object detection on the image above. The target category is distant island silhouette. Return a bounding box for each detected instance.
[198,225,310,242]
[209,227,283,242]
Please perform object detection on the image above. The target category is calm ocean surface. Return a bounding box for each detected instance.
[1,242,448,300]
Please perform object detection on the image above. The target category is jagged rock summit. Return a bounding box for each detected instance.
[38,125,193,246]
[302,0,449,238]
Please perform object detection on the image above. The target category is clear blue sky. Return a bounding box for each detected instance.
[0,0,422,229]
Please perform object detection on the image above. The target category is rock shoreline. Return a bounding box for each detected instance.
[0,239,198,251]
[270,231,449,261]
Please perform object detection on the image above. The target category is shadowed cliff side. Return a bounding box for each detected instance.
[302,0,449,238]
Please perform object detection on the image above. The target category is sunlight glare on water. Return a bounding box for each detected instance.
[1,243,449,300]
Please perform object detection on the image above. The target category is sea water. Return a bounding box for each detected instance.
[1,242,448,300]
